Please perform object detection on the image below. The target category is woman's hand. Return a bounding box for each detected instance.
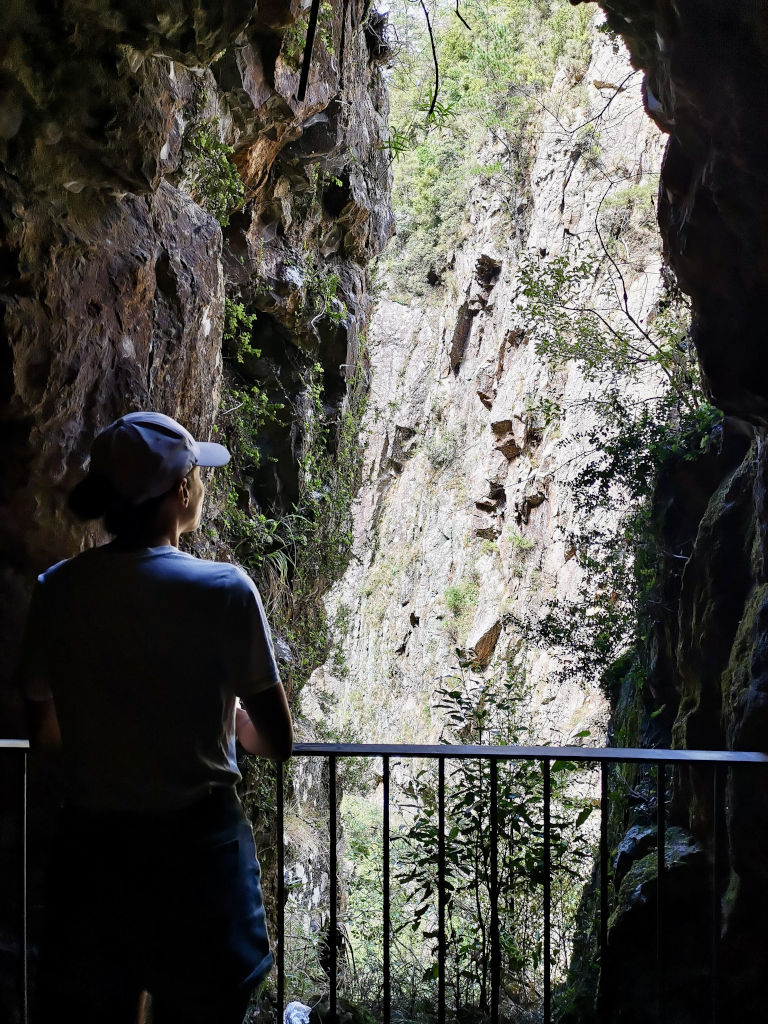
[235,685,293,761]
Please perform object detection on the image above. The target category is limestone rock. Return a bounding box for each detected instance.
[319,24,656,751]
[467,618,503,668]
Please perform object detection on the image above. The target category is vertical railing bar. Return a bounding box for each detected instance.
[543,757,551,1024]
[656,761,665,1024]
[712,763,723,1024]
[329,754,338,1020]
[490,756,500,1024]
[383,755,391,1024]
[599,761,609,1024]
[438,757,446,1024]
[277,759,285,1023]
[22,748,28,1024]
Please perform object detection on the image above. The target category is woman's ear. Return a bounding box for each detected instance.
[178,476,190,509]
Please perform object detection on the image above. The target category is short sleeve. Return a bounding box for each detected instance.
[17,578,54,701]
[225,570,280,696]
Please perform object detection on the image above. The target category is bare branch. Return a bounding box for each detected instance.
[455,0,472,31]
[420,0,439,119]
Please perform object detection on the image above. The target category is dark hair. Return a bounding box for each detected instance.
[68,474,171,543]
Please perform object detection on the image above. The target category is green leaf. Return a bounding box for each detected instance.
[574,806,593,828]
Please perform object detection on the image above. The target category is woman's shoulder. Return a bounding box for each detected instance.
[160,549,258,594]
[36,546,261,604]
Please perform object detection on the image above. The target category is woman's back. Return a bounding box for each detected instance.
[24,542,280,811]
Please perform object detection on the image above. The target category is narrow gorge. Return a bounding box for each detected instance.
[1,1,768,1023]
[310,22,666,750]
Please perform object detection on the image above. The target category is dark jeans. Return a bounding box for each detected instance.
[34,787,273,1024]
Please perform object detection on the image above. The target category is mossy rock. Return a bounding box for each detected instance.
[609,825,702,928]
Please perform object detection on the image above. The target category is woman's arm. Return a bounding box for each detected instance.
[236,684,293,761]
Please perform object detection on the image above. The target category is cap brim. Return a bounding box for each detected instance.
[196,441,231,467]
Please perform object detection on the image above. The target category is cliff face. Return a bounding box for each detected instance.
[0,0,391,727]
[573,1,768,1018]
[591,0,768,425]
[307,28,665,747]
[0,2,391,1015]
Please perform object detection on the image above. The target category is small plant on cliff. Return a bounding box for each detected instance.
[186,116,244,226]
[216,299,285,483]
[223,299,261,362]
[443,577,479,641]
[425,425,461,470]
[299,251,349,327]
[279,0,335,67]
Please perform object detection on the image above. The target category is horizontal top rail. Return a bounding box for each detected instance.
[293,742,768,765]
[4,738,766,764]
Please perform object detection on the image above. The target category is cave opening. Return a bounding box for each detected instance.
[2,1,768,1022]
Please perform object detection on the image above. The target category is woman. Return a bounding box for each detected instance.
[19,411,293,1024]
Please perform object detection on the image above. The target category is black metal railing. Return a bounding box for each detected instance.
[277,743,768,1024]
[5,741,768,1024]
[1,739,29,1024]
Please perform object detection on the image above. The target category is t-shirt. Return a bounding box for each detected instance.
[19,543,280,812]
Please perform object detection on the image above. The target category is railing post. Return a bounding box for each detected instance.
[656,761,666,1024]
[490,757,500,1024]
[543,758,551,1024]
[329,753,338,1020]
[277,759,285,1023]
[382,755,391,1024]
[438,756,446,1024]
[599,761,609,1024]
[711,764,724,1024]
[21,747,28,1024]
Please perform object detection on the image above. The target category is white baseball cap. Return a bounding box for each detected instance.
[89,411,230,504]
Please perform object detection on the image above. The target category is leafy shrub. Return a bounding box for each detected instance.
[515,245,721,681]
[392,666,595,1016]
[186,116,244,226]
[425,427,461,469]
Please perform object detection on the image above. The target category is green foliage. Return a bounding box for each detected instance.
[213,302,286,565]
[601,181,656,213]
[280,0,335,67]
[223,299,261,362]
[185,116,244,226]
[276,355,369,692]
[384,0,594,290]
[330,602,352,678]
[392,665,595,1016]
[516,247,722,682]
[299,251,349,327]
[444,580,478,616]
[213,297,368,693]
[443,577,480,641]
[508,528,535,552]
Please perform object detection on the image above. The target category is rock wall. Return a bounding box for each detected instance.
[590,0,768,424]
[0,0,391,731]
[0,2,391,1017]
[569,1,768,1019]
[306,27,665,750]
